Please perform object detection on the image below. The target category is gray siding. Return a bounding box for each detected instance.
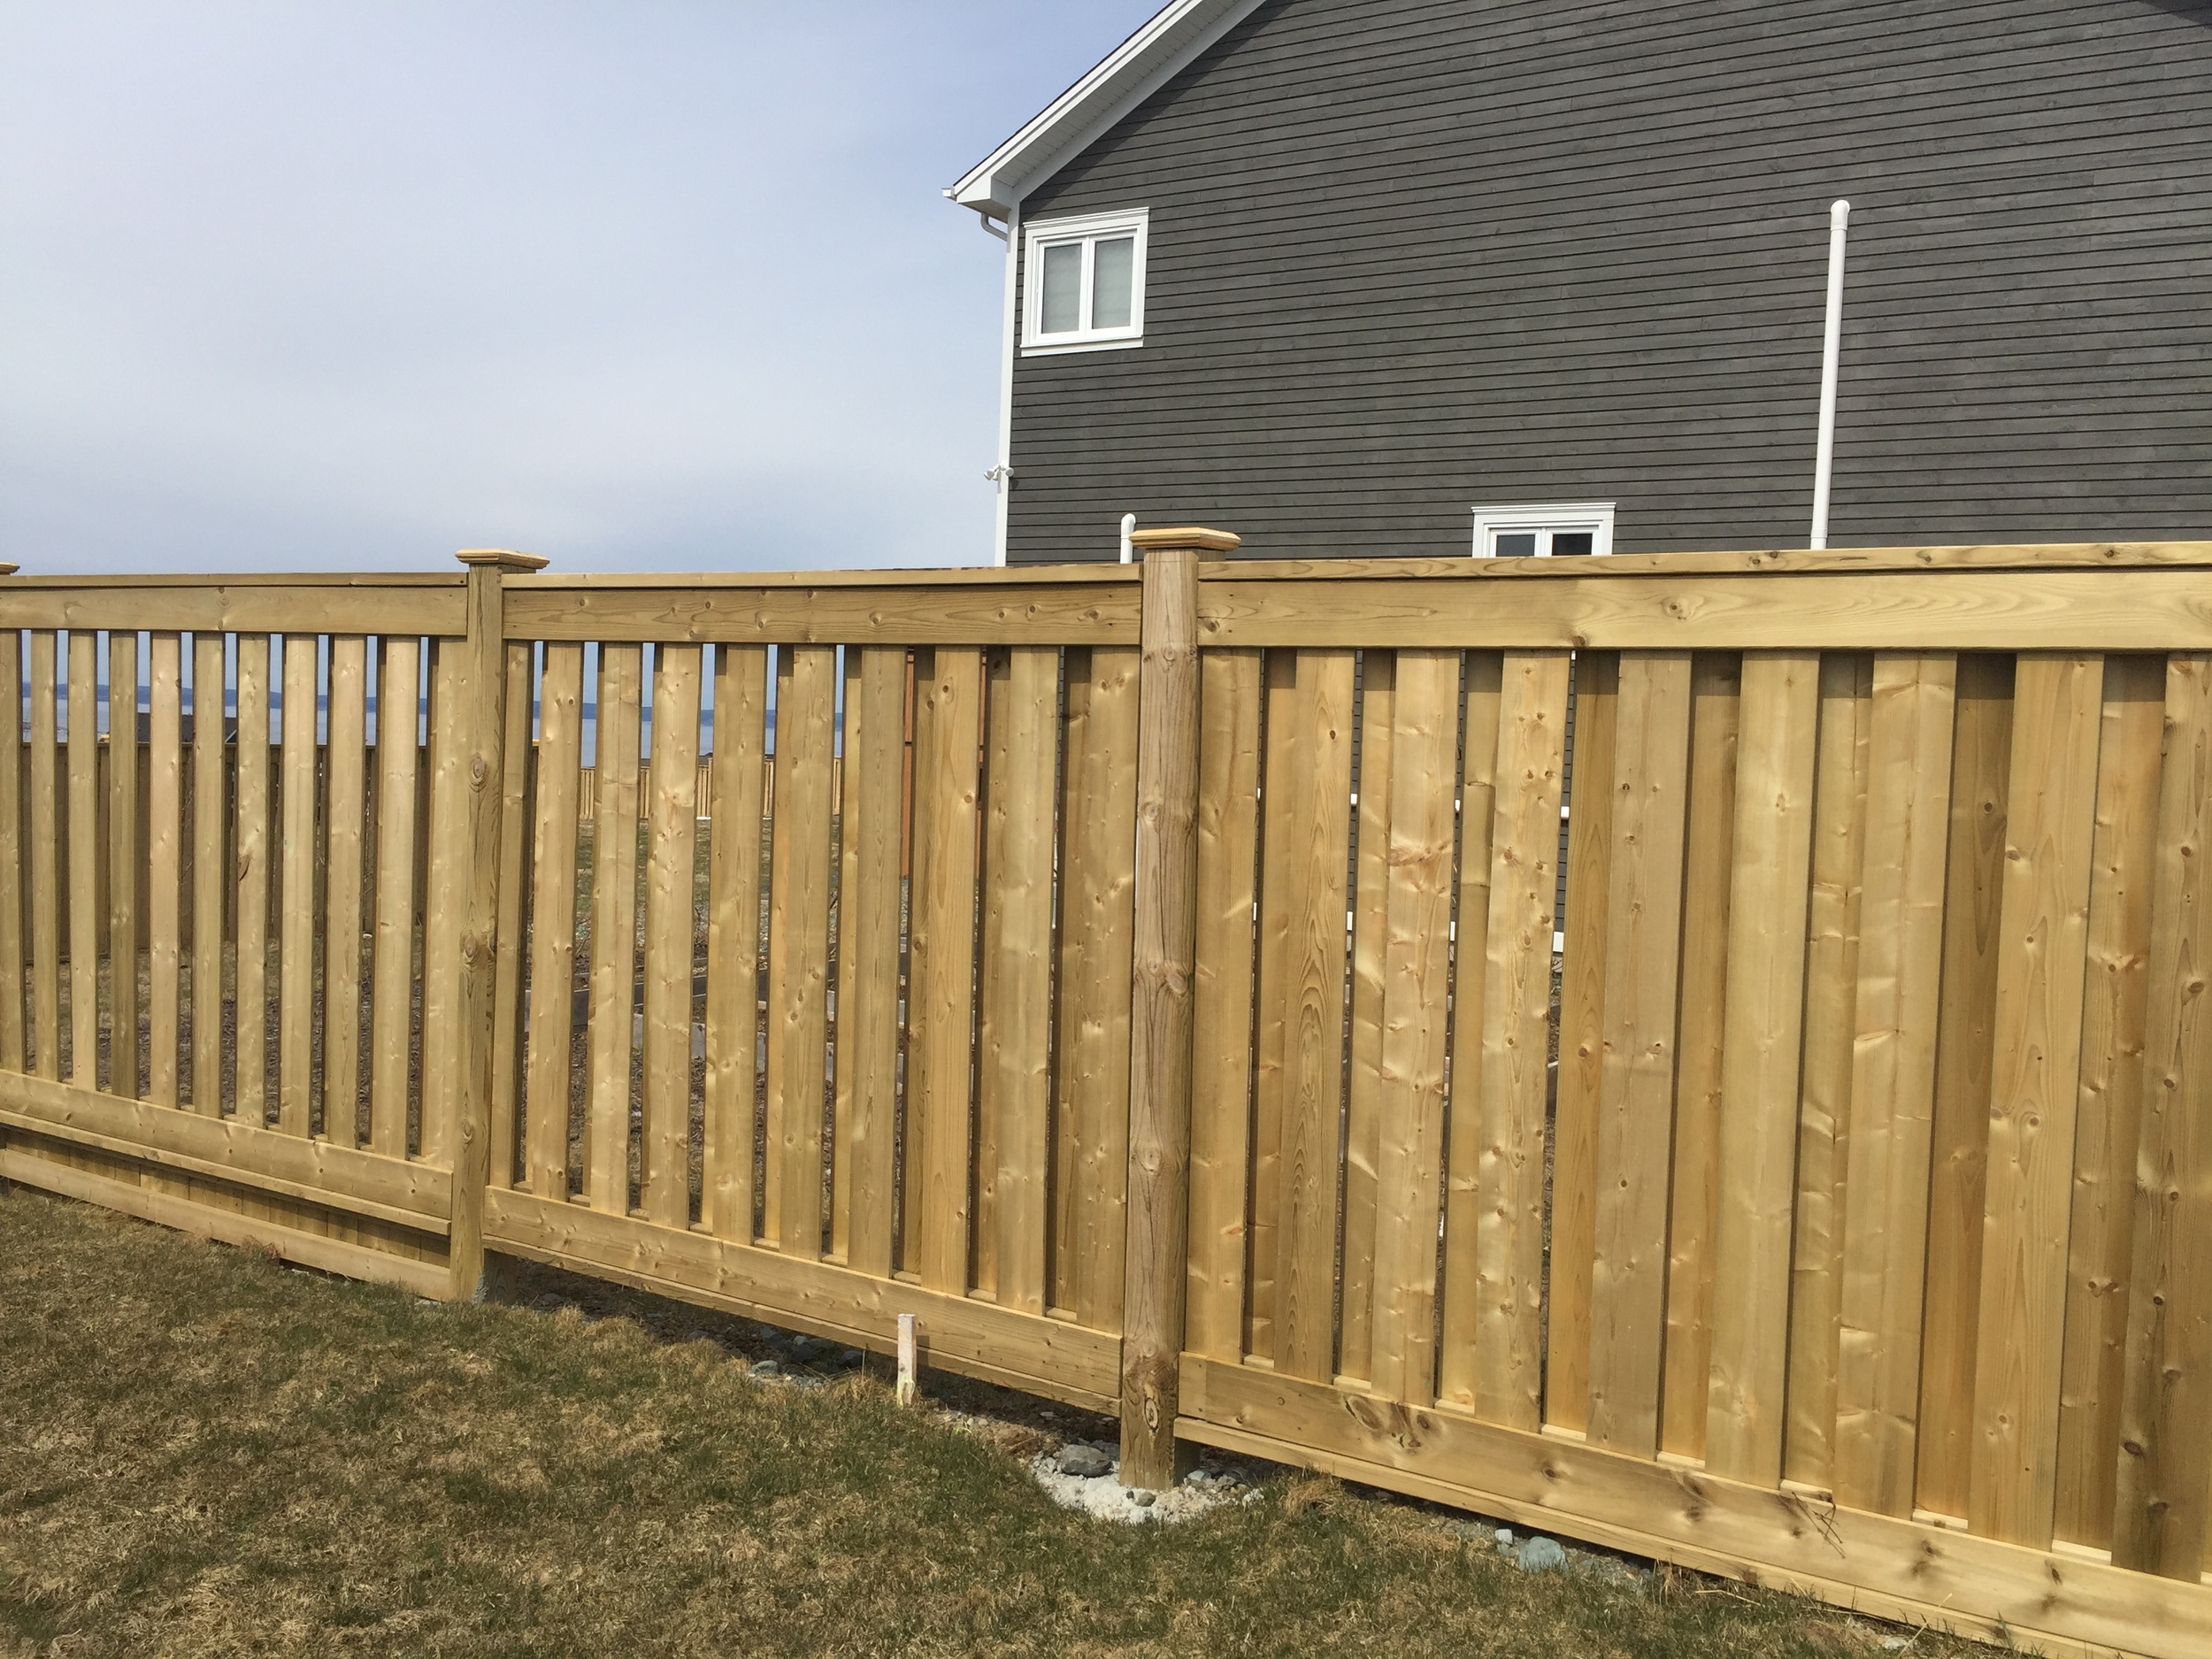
[1003,0,2212,562]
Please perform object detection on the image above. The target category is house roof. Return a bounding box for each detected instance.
[944,0,1265,219]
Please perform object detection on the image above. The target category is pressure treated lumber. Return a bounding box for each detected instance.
[1244,650,1298,1359]
[835,646,903,1277]
[323,638,368,1146]
[280,634,318,1136]
[107,631,140,1102]
[235,637,273,1128]
[1969,653,2105,1547]
[503,581,1138,648]
[584,642,641,1214]
[2112,653,2212,1578]
[1120,540,1214,1489]
[1832,654,1958,1516]
[523,642,585,1197]
[0,582,464,640]
[65,633,98,1087]
[1705,650,1820,1486]
[189,634,225,1115]
[763,645,833,1255]
[28,634,58,1080]
[488,641,533,1188]
[146,636,183,1107]
[368,637,422,1158]
[642,644,703,1233]
[701,644,766,1241]
[1340,649,1394,1386]
[0,631,22,1073]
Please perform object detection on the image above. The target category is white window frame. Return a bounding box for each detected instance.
[1470,502,1617,557]
[1021,208,1148,356]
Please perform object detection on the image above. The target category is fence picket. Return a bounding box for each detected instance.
[369,637,422,1158]
[66,633,98,1087]
[29,634,58,1081]
[324,639,368,1147]
[234,636,272,1128]
[1246,649,1298,1360]
[107,632,140,1102]
[1969,652,2105,1546]
[764,645,833,1254]
[1832,653,1958,1515]
[524,642,583,1197]
[280,635,318,1136]
[1187,647,1263,1362]
[702,643,766,1242]
[146,636,183,1108]
[490,641,534,1188]
[834,646,903,1276]
[583,643,641,1210]
[1340,649,1394,1384]
[188,634,225,1115]
[643,643,703,1233]
[0,630,21,1074]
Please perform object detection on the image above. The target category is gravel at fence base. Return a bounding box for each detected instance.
[1026,1448,1259,1525]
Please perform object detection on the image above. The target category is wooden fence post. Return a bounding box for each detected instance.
[1119,525,1239,1490]
[448,548,547,1301]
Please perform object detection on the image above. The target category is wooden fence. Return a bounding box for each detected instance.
[1,541,2209,1659]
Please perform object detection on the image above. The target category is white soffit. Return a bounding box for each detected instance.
[946,0,1267,219]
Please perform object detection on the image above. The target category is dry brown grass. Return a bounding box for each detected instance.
[0,1186,1994,1659]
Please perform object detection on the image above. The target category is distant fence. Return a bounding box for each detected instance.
[2,542,2210,1659]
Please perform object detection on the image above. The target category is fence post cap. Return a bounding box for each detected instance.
[1126,526,1240,559]
[0,564,18,576]
[455,548,549,571]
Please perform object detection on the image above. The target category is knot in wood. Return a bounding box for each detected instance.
[461,932,485,965]
[470,756,488,787]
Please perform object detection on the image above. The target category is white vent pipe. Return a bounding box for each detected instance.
[1809,198,1851,550]
[1120,511,1136,564]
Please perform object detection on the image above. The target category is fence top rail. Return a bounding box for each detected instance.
[1202,541,2212,581]
[510,565,1140,591]
[0,577,469,638]
[0,572,468,589]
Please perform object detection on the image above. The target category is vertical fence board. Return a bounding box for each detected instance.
[1548,649,1617,1432]
[764,645,833,1254]
[837,646,904,1278]
[234,637,272,1128]
[66,633,98,1086]
[980,646,1057,1314]
[326,638,368,1147]
[1785,652,1874,1490]
[1969,652,2105,1547]
[2050,655,2162,1548]
[280,635,318,1136]
[490,641,534,1189]
[146,636,183,1108]
[1366,649,1460,1406]
[1916,653,2016,1519]
[524,642,584,1197]
[1706,650,1820,1484]
[703,644,767,1241]
[1451,650,1564,1425]
[1057,646,1139,1327]
[189,635,226,1116]
[1832,654,1959,1516]
[1246,649,1299,1359]
[1586,650,1694,1455]
[108,632,141,1102]
[584,642,642,1212]
[0,631,21,1074]
[1340,649,1395,1385]
[643,643,703,1232]
[908,647,983,1294]
[369,637,422,1158]
[1660,652,1740,1461]
[419,644,470,1165]
[29,634,58,1080]
[2113,653,2212,1578]
[1187,647,1263,1361]
[1275,648,1356,1384]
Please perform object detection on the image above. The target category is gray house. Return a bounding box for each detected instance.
[948,0,2212,565]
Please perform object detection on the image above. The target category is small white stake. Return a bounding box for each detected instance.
[895,1312,918,1408]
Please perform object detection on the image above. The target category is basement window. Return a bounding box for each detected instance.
[1471,502,1617,557]
[1023,209,1148,355]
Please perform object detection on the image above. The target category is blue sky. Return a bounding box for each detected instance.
[0,2,1157,576]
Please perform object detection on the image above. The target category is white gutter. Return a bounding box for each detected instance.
[1809,198,1850,550]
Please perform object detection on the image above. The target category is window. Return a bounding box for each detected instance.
[1022,209,1148,354]
[1471,502,1616,557]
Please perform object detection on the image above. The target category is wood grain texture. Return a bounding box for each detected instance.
[907,647,982,1294]
[1273,649,1356,1384]
[1365,649,1460,1408]
[488,641,533,1188]
[234,637,272,1129]
[1340,649,1395,1384]
[1187,647,1263,1362]
[702,645,767,1242]
[979,646,1056,1314]
[584,642,641,1214]
[642,644,702,1232]
[1785,652,1873,1490]
[1705,650,1820,1486]
[0,631,22,1073]
[1832,654,1959,1516]
[28,634,58,1080]
[2051,655,2162,1548]
[1914,654,2016,1521]
[764,645,833,1255]
[0,580,464,639]
[107,632,140,1102]
[279,635,318,1136]
[324,638,368,1146]
[1970,652,2104,1547]
[1244,649,1296,1358]
[835,647,904,1278]
[1660,652,1740,1461]
[2112,654,2212,1578]
[1455,651,1567,1427]
[418,643,465,1166]
[368,637,422,1159]
[65,632,98,1087]
[524,642,583,1197]
[1548,649,1617,1434]
[503,580,1138,648]
[145,636,183,1108]
[1586,650,1694,1455]
[1056,646,1139,1328]
[187,635,226,1115]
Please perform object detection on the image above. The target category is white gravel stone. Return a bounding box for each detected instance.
[1028,1454,1246,1525]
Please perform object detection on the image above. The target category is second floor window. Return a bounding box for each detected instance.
[1023,210,1148,354]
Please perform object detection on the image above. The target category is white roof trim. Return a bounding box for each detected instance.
[946,0,1266,219]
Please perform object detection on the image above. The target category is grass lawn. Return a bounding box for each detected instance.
[0,1186,1990,1658]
